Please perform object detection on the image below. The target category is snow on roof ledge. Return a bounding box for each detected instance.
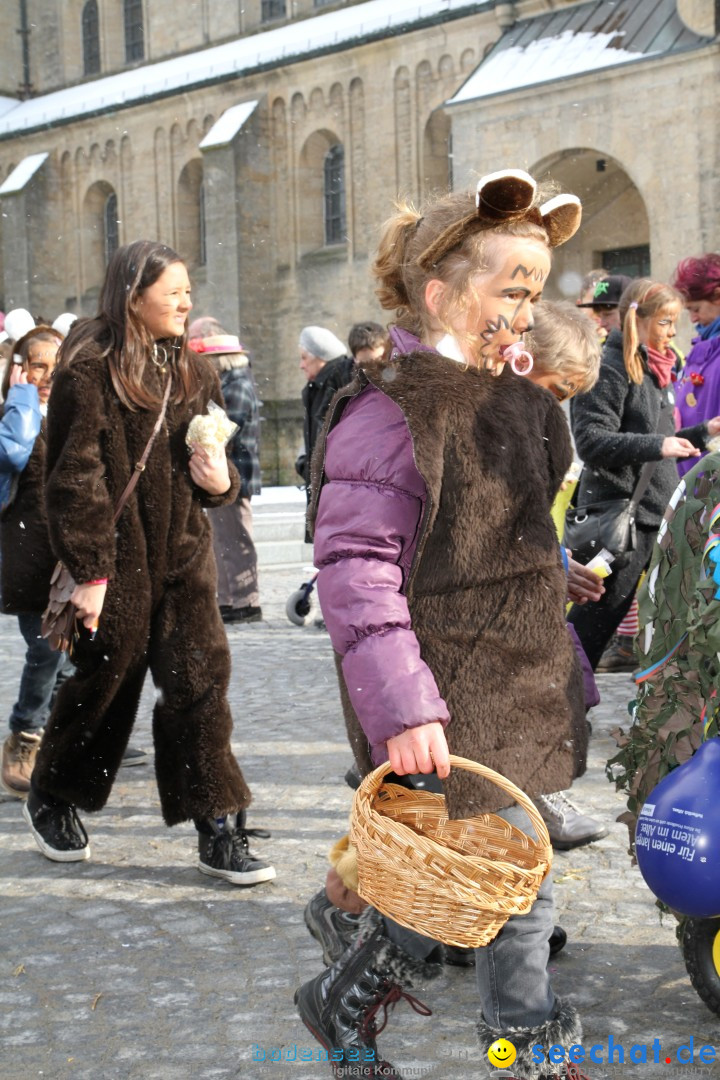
[0,152,49,195]
[447,29,645,103]
[0,0,482,138]
[200,100,259,149]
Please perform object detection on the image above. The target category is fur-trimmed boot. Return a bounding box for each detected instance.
[477,999,583,1080]
[295,906,440,1079]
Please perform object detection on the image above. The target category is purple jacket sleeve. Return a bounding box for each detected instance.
[313,386,450,763]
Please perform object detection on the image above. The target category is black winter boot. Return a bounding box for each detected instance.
[304,888,361,965]
[295,907,440,1078]
[196,812,275,886]
[477,999,582,1080]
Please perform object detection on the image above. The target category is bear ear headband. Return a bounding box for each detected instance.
[416,169,582,270]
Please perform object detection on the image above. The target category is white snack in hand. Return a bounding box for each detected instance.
[186,401,237,455]
[563,461,582,485]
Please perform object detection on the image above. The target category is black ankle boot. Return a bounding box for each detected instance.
[196,813,275,886]
[23,781,90,862]
[304,888,361,965]
[295,907,440,1078]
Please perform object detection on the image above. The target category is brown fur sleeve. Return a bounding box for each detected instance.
[45,359,116,583]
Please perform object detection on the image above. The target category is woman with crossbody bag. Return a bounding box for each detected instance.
[568,278,720,669]
[23,241,274,886]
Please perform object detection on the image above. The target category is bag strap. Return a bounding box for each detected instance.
[112,376,172,526]
[627,460,659,518]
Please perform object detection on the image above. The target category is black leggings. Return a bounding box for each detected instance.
[567,524,657,670]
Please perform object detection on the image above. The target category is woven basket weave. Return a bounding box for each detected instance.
[350,755,552,948]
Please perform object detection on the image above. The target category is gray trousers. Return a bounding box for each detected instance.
[385,802,555,1029]
[209,496,259,609]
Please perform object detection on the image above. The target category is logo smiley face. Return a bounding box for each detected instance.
[487,1038,517,1069]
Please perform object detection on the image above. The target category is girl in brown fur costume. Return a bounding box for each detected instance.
[23,241,274,886]
[295,172,589,1079]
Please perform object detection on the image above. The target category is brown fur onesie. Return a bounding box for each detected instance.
[32,349,251,825]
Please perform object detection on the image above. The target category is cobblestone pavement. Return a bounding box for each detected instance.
[1,563,717,1080]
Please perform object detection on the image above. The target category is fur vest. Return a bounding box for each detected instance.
[314,350,587,819]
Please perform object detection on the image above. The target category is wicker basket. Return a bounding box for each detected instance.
[350,755,552,948]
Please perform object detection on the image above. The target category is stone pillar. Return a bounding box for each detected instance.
[200,100,271,357]
[0,152,50,312]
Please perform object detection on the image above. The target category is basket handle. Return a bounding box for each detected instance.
[363,754,551,849]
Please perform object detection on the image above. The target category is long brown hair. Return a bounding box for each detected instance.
[618,278,683,385]
[59,240,201,410]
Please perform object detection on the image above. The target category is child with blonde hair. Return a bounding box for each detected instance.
[295,171,589,1080]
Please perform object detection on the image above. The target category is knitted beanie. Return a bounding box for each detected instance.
[298,325,346,362]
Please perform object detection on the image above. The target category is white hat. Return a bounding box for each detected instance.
[3,308,35,343]
[52,312,77,337]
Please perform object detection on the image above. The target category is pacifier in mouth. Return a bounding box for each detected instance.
[502,341,534,376]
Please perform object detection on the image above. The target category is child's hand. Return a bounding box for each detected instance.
[387,721,450,779]
[9,363,28,387]
[188,443,231,495]
[661,436,700,459]
[566,552,606,604]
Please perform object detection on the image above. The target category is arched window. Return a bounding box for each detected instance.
[104,191,119,265]
[177,159,205,269]
[82,0,100,76]
[323,144,345,246]
[422,110,451,197]
[261,0,286,21]
[124,0,144,63]
[83,181,118,296]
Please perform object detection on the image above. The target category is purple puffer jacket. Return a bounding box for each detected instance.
[314,383,449,764]
[675,334,720,477]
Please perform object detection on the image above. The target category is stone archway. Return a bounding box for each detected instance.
[81,179,117,308]
[532,149,650,299]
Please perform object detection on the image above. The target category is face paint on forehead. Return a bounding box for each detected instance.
[511,263,548,284]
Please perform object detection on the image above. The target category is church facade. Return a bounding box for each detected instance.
[0,0,717,479]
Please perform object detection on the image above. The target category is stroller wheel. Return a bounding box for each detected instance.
[286,588,313,626]
[680,917,720,1016]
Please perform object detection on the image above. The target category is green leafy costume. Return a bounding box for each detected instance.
[608,452,720,843]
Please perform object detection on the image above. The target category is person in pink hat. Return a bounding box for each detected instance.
[188,317,262,623]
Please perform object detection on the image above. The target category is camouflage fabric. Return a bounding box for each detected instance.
[607,452,720,844]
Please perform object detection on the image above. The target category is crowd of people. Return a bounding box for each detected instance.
[1,172,720,1079]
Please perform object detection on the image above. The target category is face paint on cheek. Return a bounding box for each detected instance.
[480,314,510,345]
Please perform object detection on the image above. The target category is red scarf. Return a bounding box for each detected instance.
[646,345,675,388]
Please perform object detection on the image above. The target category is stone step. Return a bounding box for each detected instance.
[253,513,306,543]
[255,538,314,567]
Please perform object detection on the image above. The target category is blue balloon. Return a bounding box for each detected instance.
[635,738,720,918]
